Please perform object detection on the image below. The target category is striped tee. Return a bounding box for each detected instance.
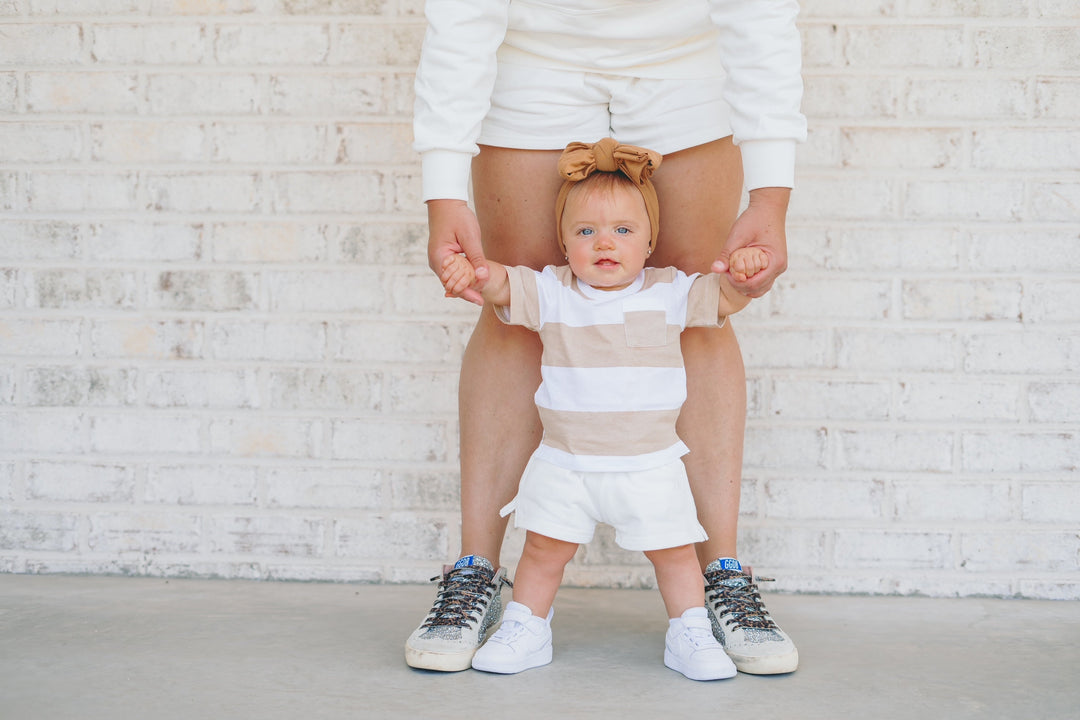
[496,265,727,472]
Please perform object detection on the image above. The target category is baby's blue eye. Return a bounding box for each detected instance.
[580,228,593,236]
[615,227,629,234]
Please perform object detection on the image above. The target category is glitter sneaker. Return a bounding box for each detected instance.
[664,606,738,681]
[471,601,553,674]
[405,555,511,671]
[704,558,799,675]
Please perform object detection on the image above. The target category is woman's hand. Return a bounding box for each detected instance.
[711,187,790,298]
[427,199,489,306]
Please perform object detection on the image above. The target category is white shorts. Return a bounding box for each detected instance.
[478,64,733,156]
[500,454,708,552]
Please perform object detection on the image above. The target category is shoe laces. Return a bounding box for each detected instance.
[489,619,529,646]
[704,569,779,631]
[420,566,512,630]
[682,623,718,649]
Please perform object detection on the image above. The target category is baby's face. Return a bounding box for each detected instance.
[560,185,651,292]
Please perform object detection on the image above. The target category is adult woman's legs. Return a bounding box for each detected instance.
[647,137,745,567]
[456,311,542,562]
[457,147,566,562]
[649,137,799,675]
[405,147,564,672]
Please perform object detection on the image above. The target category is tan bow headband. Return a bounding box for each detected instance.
[554,137,663,255]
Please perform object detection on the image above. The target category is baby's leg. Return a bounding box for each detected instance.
[512,531,579,617]
[472,529,573,674]
[644,544,706,618]
[647,543,737,681]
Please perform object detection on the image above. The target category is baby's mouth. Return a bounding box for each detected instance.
[595,258,619,268]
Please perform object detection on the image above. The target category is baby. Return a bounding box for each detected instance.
[440,138,767,681]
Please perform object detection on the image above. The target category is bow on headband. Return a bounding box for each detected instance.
[554,137,663,255]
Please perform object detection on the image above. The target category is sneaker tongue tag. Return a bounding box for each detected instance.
[706,557,742,573]
[454,555,494,572]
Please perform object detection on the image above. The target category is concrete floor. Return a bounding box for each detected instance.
[1,575,1077,720]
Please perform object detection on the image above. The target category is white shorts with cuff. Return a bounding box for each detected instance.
[500,454,708,552]
[478,63,733,156]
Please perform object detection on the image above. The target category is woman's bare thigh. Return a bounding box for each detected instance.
[472,138,742,272]
[472,146,567,269]
[648,137,743,273]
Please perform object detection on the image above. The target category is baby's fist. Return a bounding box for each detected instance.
[440,254,477,298]
[728,247,770,284]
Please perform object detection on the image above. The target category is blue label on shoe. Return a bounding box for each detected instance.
[454,555,477,569]
[718,558,742,572]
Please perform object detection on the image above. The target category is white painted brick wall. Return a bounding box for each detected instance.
[0,1,1077,600]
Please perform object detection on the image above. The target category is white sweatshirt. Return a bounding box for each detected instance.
[414,0,807,202]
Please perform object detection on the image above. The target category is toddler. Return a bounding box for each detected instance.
[439,138,767,681]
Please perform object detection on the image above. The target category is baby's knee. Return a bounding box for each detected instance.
[523,532,578,563]
[644,543,697,567]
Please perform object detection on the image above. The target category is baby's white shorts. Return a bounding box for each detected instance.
[500,454,708,552]
[478,63,732,156]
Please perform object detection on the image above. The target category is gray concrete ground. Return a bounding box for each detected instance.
[0,574,1077,720]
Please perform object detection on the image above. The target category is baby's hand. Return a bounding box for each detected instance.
[440,253,477,298]
[727,247,770,284]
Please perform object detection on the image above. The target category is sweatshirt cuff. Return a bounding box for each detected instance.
[421,150,473,202]
[738,139,797,191]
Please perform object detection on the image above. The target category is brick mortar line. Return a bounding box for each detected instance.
[2,502,436,516]
[6,407,1067,432]
[795,169,1080,179]
[0,310,477,322]
[3,456,461,471]
[0,501,1061,522]
[0,409,457,423]
[0,16,424,24]
[741,469,1051,481]
[0,457,463,472]
[0,362,468,372]
[0,211,1063,222]
[0,213,428,221]
[0,64,421,72]
[743,418,1077,432]
[2,16,1076,26]
[0,164,423,172]
[7,319,1074,334]
[6,264,1068,276]
[803,121,1080,129]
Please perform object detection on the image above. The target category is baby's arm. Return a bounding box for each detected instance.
[440,254,510,307]
[716,246,770,317]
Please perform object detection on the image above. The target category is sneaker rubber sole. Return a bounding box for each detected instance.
[664,649,737,681]
[471,644,552,674]
[404,645,476,672]
[727,647,800,675]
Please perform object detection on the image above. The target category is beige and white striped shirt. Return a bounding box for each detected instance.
[496,265,727,472]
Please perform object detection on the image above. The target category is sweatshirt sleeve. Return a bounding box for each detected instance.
[413,0,511,202]
[707,0,807,190]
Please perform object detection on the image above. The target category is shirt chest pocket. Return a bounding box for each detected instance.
[622,297,670,348]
